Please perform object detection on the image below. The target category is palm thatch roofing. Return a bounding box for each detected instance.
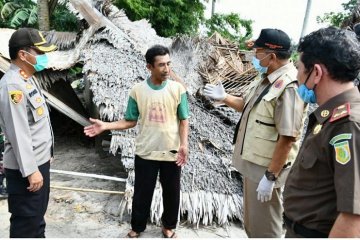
[0,0,260,227]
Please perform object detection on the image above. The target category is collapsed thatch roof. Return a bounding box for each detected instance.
[198,32,257,97]
[0,0,259,226]
[69,0,244,225]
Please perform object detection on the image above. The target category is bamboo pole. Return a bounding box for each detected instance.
[50,185,125,195]
[50,169,127,182]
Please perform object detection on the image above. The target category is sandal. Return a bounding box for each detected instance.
[162,229,177,238]
[126,231,140,238]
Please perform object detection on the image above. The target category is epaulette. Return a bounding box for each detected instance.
[19,69,29,80]
[329,102,350,123]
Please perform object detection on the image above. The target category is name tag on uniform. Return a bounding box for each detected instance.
[29,89,38,98]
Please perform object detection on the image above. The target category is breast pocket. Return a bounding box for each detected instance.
[28,94,47,122]
[253,119,278,159]
[295,149,320,189]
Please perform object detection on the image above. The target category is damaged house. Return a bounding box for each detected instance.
[0,0,261,227]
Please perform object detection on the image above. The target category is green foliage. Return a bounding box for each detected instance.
[205,13,253,49]
[316,0,357,27]
[291,51,299,64]
[1,2,20,20]
[10,5,38,27]
[113,0,205,37]
[50,3,79,32]
[0,0,78,31]
[0,0,37,28]
[69,66,83,76]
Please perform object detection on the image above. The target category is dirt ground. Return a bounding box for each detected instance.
[0,114,246,238]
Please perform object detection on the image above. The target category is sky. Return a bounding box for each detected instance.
[204,0,349,42]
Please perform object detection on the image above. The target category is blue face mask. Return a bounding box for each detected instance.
[252,55,269,74]
[22,51,48,72]
[297,69,316,103]
[33,54,48,72]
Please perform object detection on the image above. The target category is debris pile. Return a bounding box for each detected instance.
[198,32,257,97]
[0,0,259,227]
[60,0,259,226]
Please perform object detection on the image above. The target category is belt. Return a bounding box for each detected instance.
[283,214,328,238]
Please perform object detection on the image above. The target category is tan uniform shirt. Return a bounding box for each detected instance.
[284,88,360,234]
[233,63,305,186]
[0,64,53,177]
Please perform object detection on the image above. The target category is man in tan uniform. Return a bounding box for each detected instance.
[204,29,306,237]
[284,27,360,237]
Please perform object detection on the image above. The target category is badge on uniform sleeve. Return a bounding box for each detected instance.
[329,133,352,165]
[9,90,23,104]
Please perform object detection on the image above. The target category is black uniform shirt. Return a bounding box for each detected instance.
[284,87,360,234]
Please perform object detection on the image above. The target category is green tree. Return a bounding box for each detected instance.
[317,0,357,27]
[113,0,205,37]
[205,13,253,49]
[50,3,79,32]
[0,0,78,31]
[0,0,37,28]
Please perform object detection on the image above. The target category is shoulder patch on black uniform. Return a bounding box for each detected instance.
[329,103,350,123]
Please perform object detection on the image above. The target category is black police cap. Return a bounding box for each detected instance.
[8,28,57,52]
[254,28,291,51]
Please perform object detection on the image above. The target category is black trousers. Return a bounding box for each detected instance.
[131,155,181,233]
[5,161,50,238]
[0,173,4,186]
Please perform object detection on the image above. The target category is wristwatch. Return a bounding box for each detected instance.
[265,170,277,181]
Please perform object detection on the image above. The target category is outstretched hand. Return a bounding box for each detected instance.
[176,145,188,167]
[203,82,227,101]
[84,118,106,137]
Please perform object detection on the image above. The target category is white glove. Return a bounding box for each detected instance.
[203,82,227,101]
[256,175,275,203]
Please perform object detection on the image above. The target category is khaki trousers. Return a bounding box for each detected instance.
[243,177,283,238]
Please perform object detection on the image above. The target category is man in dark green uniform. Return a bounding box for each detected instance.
[283,26,360,237]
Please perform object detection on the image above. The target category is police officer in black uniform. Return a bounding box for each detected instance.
[0,28,56,238]
[283,27,360,237]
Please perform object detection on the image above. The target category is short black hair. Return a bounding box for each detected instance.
[9,46,31,60]
[145,45,170,65]
[298,26,360,83]
[269,49,292,60]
